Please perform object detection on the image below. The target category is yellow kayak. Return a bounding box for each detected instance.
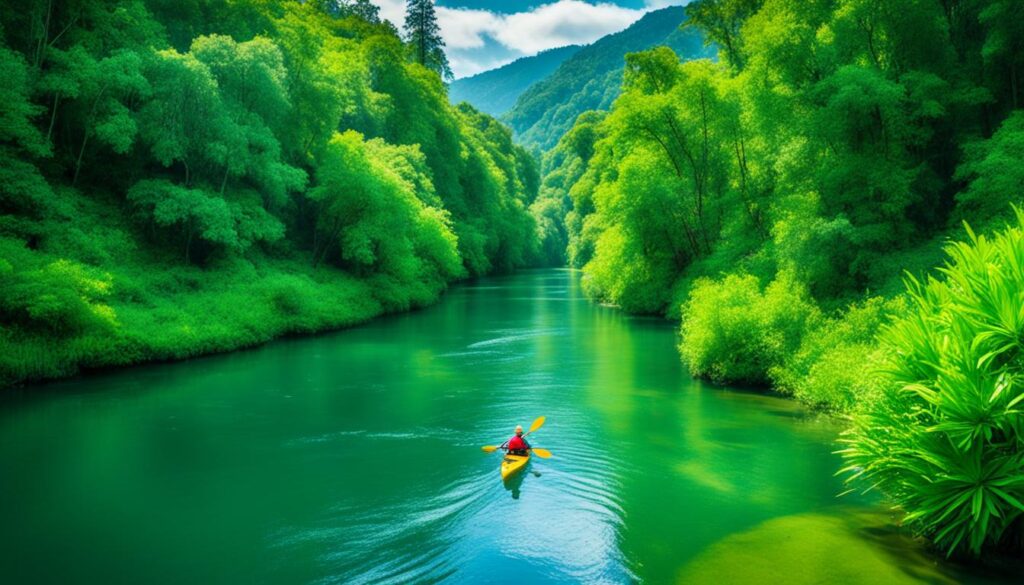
[501,453,530,480]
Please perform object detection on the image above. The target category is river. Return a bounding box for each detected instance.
[0,269,1019,584]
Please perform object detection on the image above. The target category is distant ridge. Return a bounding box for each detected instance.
[503,6,713,152]
[449,45,583,117]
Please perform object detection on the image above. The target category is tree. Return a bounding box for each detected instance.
[307,130,462,285]
[979,0,1024,110]
[189,34,306,205]
[0,46,53,216]
[403,0,451,81]
[685,0,764,71]
[954,111,1024,226]
[138,48,229,187]
[127,179,284,263]
[69,49,149,185]
[315,0,381,23]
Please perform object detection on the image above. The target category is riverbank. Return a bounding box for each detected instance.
[0,1,543,390]
[0,187,460,389]
[2,269,1020,584]
[0,248,453,389]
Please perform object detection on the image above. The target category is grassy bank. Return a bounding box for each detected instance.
[0,188,452,388]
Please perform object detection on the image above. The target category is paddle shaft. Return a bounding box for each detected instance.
[486,415,547,453]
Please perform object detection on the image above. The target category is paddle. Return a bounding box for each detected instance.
[481,416,546,453]
[481,445,553,458]
[524,416,545,437]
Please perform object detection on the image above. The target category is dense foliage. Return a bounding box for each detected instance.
[679,272,819,386]
[0,0,538,387]
[534,0,1024,557]
[503,6,711,152]
[842,214,1024,557]
[542,0,1023,378]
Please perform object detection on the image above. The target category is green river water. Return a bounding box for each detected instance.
[1,269,1021,584]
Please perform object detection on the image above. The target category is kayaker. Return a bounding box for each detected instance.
[504,425,531,456]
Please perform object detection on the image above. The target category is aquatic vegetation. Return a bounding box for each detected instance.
[676,511,960,585]
[841,212,1024,557]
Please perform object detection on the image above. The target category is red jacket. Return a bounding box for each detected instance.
[508,435,529,451]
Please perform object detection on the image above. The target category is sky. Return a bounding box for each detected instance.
[370,0,689,78]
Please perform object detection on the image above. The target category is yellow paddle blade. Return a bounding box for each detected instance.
[529,416,546,433]
[482,445,500,453]
[532,448,552,459]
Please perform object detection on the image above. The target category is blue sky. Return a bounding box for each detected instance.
[371,0,689,78]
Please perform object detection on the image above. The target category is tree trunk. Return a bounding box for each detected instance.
[72,86,109,186]
[1012,63,1019,110]
[313,215,342,268]
[71,129,90,186]
[220,165,231,196]
[46,93,60,148]
[34,0,53,69]
[185,221,194,265]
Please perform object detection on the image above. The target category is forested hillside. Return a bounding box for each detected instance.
[449,45,582,117]
[537,0,1024,558]
[503,6,712,152]
[0,0,538,387]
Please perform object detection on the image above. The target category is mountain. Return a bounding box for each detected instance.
[449,45,583,117]
[503,6,714,152]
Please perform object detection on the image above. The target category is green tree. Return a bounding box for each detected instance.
[127,179,241,263]
[190,34,306,204]
[313,0,382,23]
[138,48,229,186]
[685,0,763,70]
[955,111,1024,227]
[69,49,149,185]
[979,0,1024,110]
[403,0,451,81]
[0,45,53,216]
[308,130,462,286]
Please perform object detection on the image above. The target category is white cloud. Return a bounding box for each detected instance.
[447,50,516,78]
[644,0,687,8]
[496,1,645,55]
[372,0,690,78]
[375,0,406,29]
[436,8,501,50]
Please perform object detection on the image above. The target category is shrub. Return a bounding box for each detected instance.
[679,271,820,385]
[0,258,117,335]
[840,210,1024,557]
[772,297,905,412]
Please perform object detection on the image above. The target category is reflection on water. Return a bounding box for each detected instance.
[503,465,528,500]
[0,270,1020,584]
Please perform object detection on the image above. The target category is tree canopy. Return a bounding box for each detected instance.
[0,0,539,387]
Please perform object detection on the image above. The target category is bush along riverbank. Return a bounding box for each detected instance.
[840,212,1024,558]
[0,1,539,388]
[534,0,1024,560]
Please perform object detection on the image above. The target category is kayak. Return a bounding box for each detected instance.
[501,453,530,480]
